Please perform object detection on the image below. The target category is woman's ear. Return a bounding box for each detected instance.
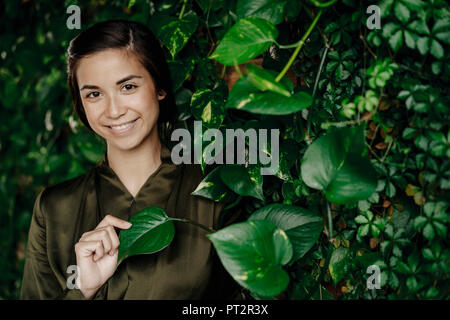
[157,89,167,101]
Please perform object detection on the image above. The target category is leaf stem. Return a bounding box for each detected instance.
[274,10,323,82]
[306,245,333,300]
[369,123,380,148]
[170,217,216,233]
[359,32,377,60]
[321,92,383,129]
[220,64,226,79]
[310,0,338,8]
[224,195,242,211]
[306,46,329,144]
[234,64,244,78]
[326,201,333,240]
[381,138,394,162]
[179,0,187,19]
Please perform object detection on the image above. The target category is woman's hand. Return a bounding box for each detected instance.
[74,215,132,299]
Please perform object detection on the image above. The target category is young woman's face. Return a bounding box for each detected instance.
[76,48,166,151]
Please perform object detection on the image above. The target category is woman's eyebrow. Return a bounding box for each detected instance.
[80,84,99,91]
[80,75,143,91]
[116,74,143,85]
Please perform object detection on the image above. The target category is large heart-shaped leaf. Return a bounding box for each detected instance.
[237,0,288,25]
[207,220,293,296]
[245,63,292,97]
[220,165,264,200]
[225,78,312,115]
[301,124,378,204]
[209,17,278,65]
[190,88,225,129]
[249,204,323,262]
[329,247,350,285]
[154,12,199,58]
[191,166,234,202]
[118,207,175,265]
[168,59,195,91]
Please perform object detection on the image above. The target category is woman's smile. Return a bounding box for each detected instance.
[107,118,140,135]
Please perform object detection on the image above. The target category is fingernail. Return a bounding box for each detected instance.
[126,222,132,227]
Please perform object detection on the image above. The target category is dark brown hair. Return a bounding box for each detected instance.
[66,19,177,144]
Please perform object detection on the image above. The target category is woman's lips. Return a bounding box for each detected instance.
[107,118,139,135]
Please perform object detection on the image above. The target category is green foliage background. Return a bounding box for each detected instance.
[0,0,448,299]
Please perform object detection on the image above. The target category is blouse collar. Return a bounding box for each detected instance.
[98,143,173,168]
[95,144,183,217]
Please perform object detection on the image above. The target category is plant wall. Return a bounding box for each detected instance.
[0,0,448,299]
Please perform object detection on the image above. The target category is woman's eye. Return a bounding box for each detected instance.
[122,84,137,91]
[86,91,101,99]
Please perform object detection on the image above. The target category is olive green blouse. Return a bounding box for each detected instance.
[20,144,241,300]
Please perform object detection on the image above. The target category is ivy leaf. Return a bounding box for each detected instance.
[413,19,448,59]
[367,58,398,89]
[394,2,410,23]
[433,19,450,45]
[358,224,369,238]
[249,203,323,262]
[389,30,403,51]
[430,39,444,59]
[413,201,449,241]
[207,220,293,296]
[404,30,417,49]
[209,17,278,65]
[118,207,175,265]
[406,276,420,292]
[355,90,378,112]
[355,215,369,224]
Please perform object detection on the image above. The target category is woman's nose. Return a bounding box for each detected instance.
[105,94,126,118]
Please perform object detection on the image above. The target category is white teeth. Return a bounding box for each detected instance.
[110,120,135,130]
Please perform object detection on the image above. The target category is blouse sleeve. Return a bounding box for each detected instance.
[20,188,107,300]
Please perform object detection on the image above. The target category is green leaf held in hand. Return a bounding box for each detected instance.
[118,207,175,265]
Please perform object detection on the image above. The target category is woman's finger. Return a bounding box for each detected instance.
[75,240,105,261]
[98,225,121,255]
[79,229,113,254]
[96,214,132,230]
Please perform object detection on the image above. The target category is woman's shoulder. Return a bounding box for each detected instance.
[37,167,96,213]
[179,163,206,187]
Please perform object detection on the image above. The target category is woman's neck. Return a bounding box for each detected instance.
[105,128,162,198]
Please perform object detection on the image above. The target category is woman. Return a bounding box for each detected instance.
[20,19,240,300]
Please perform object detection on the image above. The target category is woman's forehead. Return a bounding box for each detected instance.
[76,48,148,85]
